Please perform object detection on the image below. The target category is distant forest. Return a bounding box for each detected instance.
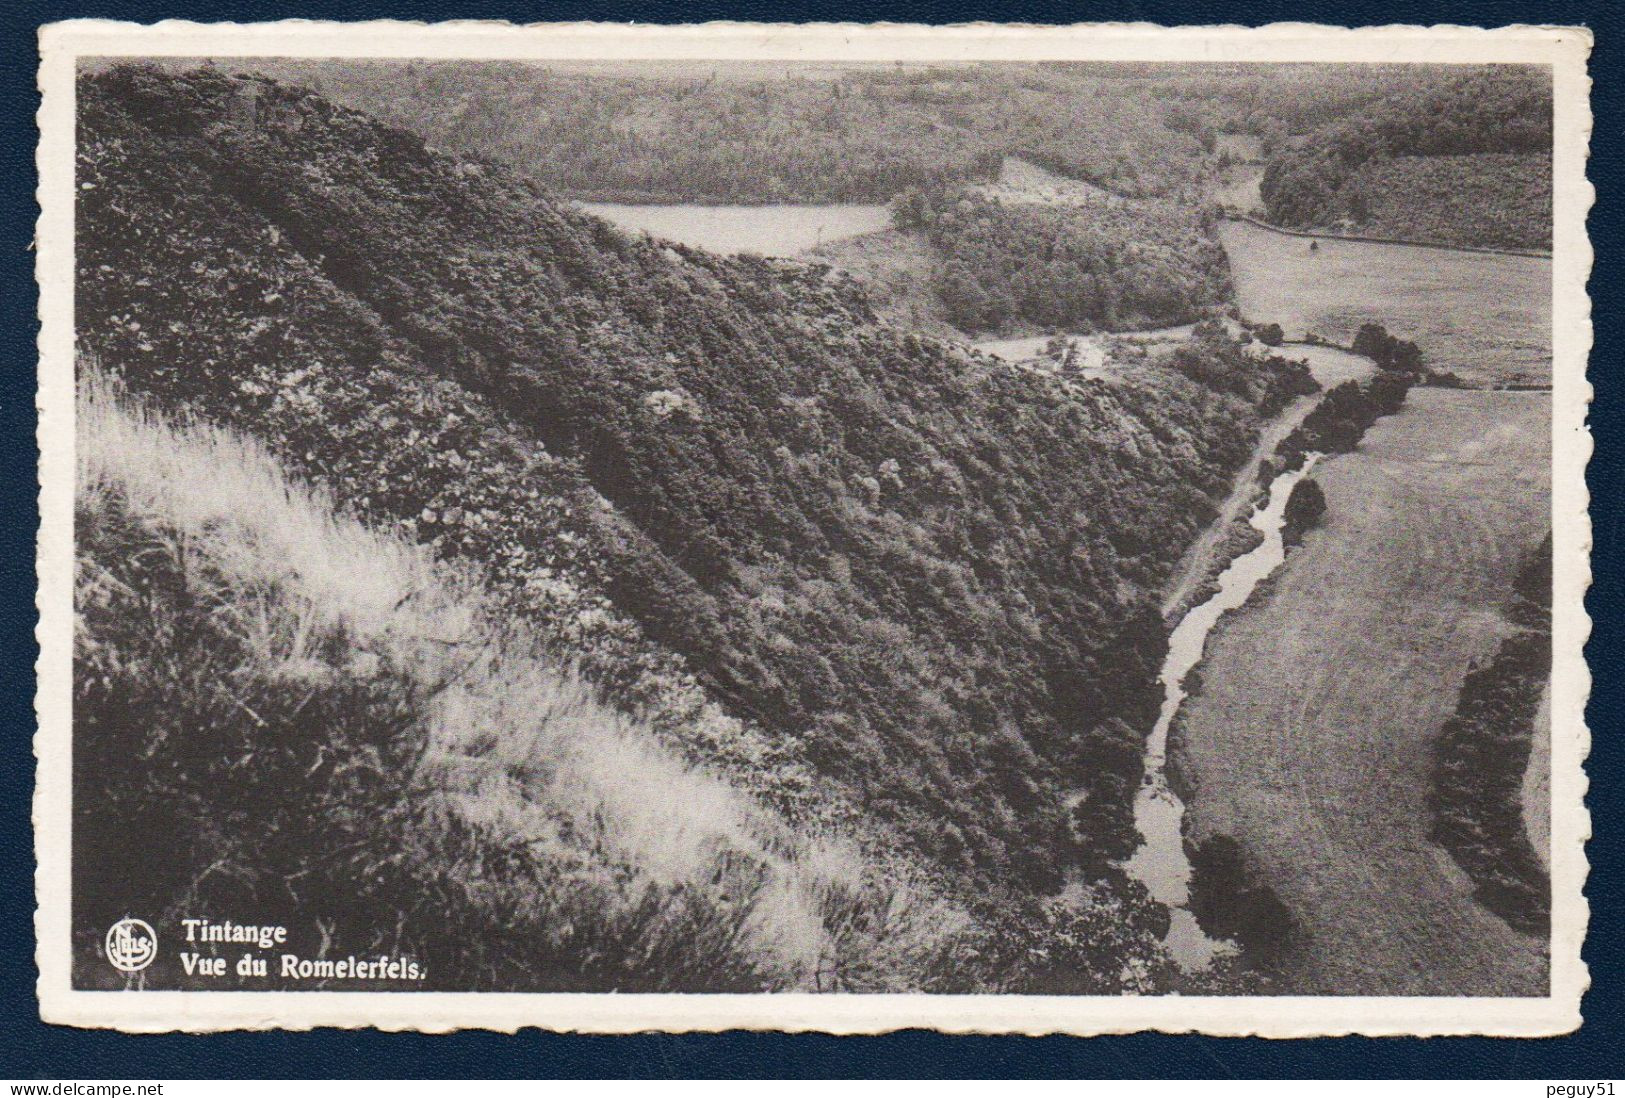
[1259,67,1552,250]
[216,60,1442,207]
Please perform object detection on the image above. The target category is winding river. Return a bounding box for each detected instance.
[1123,456,1321,971]
[1137,222,1551,993]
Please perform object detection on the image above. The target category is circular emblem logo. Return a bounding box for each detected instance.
[105,917,157,973]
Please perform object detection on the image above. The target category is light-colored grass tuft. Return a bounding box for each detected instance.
[78,367,953,986]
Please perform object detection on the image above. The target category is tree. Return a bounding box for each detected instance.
[1255,322,1284,347]
[1281,476,1327,546]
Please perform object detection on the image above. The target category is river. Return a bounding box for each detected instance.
[1158,213,1553,994]
[1124,456,1321,971]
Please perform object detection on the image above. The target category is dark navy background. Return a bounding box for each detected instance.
[4,0,1617,1077]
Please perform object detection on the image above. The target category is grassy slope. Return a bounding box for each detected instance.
[807,228,966,340]
[1527,686,1552,871]
[77,378,941,991]
[78,67,1312,973]
[1169,389,1551,995]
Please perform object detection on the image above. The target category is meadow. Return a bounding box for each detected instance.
[578,202,891,257]
[1218,220,1552,388]
[1169,388,1551,995]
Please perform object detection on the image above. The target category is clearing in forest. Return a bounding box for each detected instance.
[578,201,891,256]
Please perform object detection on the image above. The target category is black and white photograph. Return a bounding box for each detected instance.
[33,20,1591,1036]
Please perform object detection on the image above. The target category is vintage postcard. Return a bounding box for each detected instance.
[35,20,1591,1035]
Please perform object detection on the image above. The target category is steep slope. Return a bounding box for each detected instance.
[77,66,1312,934]
[76,375,941,991]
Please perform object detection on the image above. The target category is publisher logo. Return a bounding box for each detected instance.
[105,917,157,973]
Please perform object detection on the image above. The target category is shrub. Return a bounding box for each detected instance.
[1280,476,1326,547]
[1278,368,1415,464]
[1352,322,1424,374]
[1187,834,1295,965]
[1429,540,1552,936]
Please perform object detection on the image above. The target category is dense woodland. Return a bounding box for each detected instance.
[239,61,1460,209]
[1259,67,1552,250]
[894,186,1230,335]
[74,66,1320,989]
[231,59,1219,204]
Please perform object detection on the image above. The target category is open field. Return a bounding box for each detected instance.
[1210,164,1263,212]
[973,155,1127,207]
[972,323,1195,372]
[1218,219,1551,388]
[578,202,890,256]
[1171,388,1551,995]
[1211,137,1265,212]
[1214,133,1263,162]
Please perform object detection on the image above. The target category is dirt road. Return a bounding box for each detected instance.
[1172,388,1551,995]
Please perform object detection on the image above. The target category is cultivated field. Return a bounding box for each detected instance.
[577,201,890,256]
[1218,220,1551,388]
[1171,388,1551,995]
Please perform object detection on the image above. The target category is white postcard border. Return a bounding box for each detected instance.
[35,19,1593,1036]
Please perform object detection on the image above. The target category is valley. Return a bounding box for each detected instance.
[68,59,1557,998]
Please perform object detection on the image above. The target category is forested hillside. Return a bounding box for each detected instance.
[218,59,1219,203]
[1259,67,1552,250]
[77,65,1313,988]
